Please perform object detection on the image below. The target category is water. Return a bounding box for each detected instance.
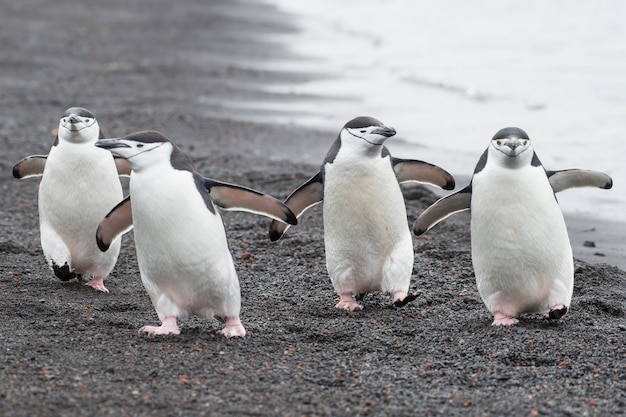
[256,0,626,221]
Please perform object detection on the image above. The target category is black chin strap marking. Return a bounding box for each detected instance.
[126,141,166,160]
[346,129,382,146]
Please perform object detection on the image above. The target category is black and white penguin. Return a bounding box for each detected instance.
[95,131,297,337]
[269,116,455,311]
[414,127,613,325]
[13,107,131,292]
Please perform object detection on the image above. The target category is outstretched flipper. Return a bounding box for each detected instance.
[391,157,455,190]
[202,178,297,225]
[413,185,472,235]
[547,169,613,193]
[268,171,324,241]
[97,196,133,251]
[13,155,47,179]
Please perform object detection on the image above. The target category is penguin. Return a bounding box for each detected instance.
[414,127,613,325]
[95,131,297,337]
[12,107,131,292]
[269,116,455,311]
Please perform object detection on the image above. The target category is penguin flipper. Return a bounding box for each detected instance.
[13,155,47,179]
[547,169,613,192]
[269,171,324,241]
[413,186,472,235]
[114,157,132,177]
[391,157,455,190]
[202,178,298,225]
[96,196,133,252]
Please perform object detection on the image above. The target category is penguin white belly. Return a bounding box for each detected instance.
[323,156,413,295]
[470,165,573,316]
[130,169,240,320]
[38,144,123,276]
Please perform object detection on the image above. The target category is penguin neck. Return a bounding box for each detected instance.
[57,124,100,145]
[128,158,171,174]
[342,141,386,160]
[57,133,97,146]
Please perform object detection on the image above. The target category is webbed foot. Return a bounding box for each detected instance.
[492,311,519,326]
[139,316,180,336]
[221,316,246,338]
[335,293,363,311]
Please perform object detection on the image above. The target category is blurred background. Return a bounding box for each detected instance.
[249,0,625,222]
[3,0,623,223]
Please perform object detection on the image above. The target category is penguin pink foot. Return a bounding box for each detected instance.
[335,293,363,311]
[85,276,108,293]
[221,317,246,338]
[492,311,519,326]
[140,316,181,336]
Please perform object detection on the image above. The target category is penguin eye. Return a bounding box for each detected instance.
[136,144,144,148]
[521,140,528,145]
[360,130,366,133]
[496,140,502,146]
[84,119,90,123]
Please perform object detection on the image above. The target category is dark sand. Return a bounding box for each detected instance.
[1,1,624,416]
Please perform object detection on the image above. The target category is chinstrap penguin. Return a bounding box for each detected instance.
[12,107,131,292]
[414,127,613,325]
[269,116,455,311]
[95,130,297,337]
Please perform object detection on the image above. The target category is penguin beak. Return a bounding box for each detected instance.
[505,139,520,150]
[68,115,80,124]
[503,138,526,156]
[371,126,397,138]
[95,139,132,150]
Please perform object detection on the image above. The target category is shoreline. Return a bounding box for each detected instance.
[1,1,624,416]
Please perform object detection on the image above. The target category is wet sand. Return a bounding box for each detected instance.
[1,1,624,416]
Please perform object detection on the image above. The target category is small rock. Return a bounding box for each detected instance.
[583,240,596,248]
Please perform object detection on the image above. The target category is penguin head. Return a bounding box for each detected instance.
[489,127,533,165]
[57,107,100,144]
[339,116,396,155]
[96,131,178,171]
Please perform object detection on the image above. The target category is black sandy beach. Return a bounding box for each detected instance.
[1,1,624,416]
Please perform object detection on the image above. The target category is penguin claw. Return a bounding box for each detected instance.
[548,305,568,320]
[335,301,363,311]
[491,312,519,326]
[85,277,109,293]
[392,291,420,308]
[52,263,79,281]
[335,293,363,311]
[220,328,246,338]
[220,317,246,338]
[139,325,181,336]
[139,317,181,336]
